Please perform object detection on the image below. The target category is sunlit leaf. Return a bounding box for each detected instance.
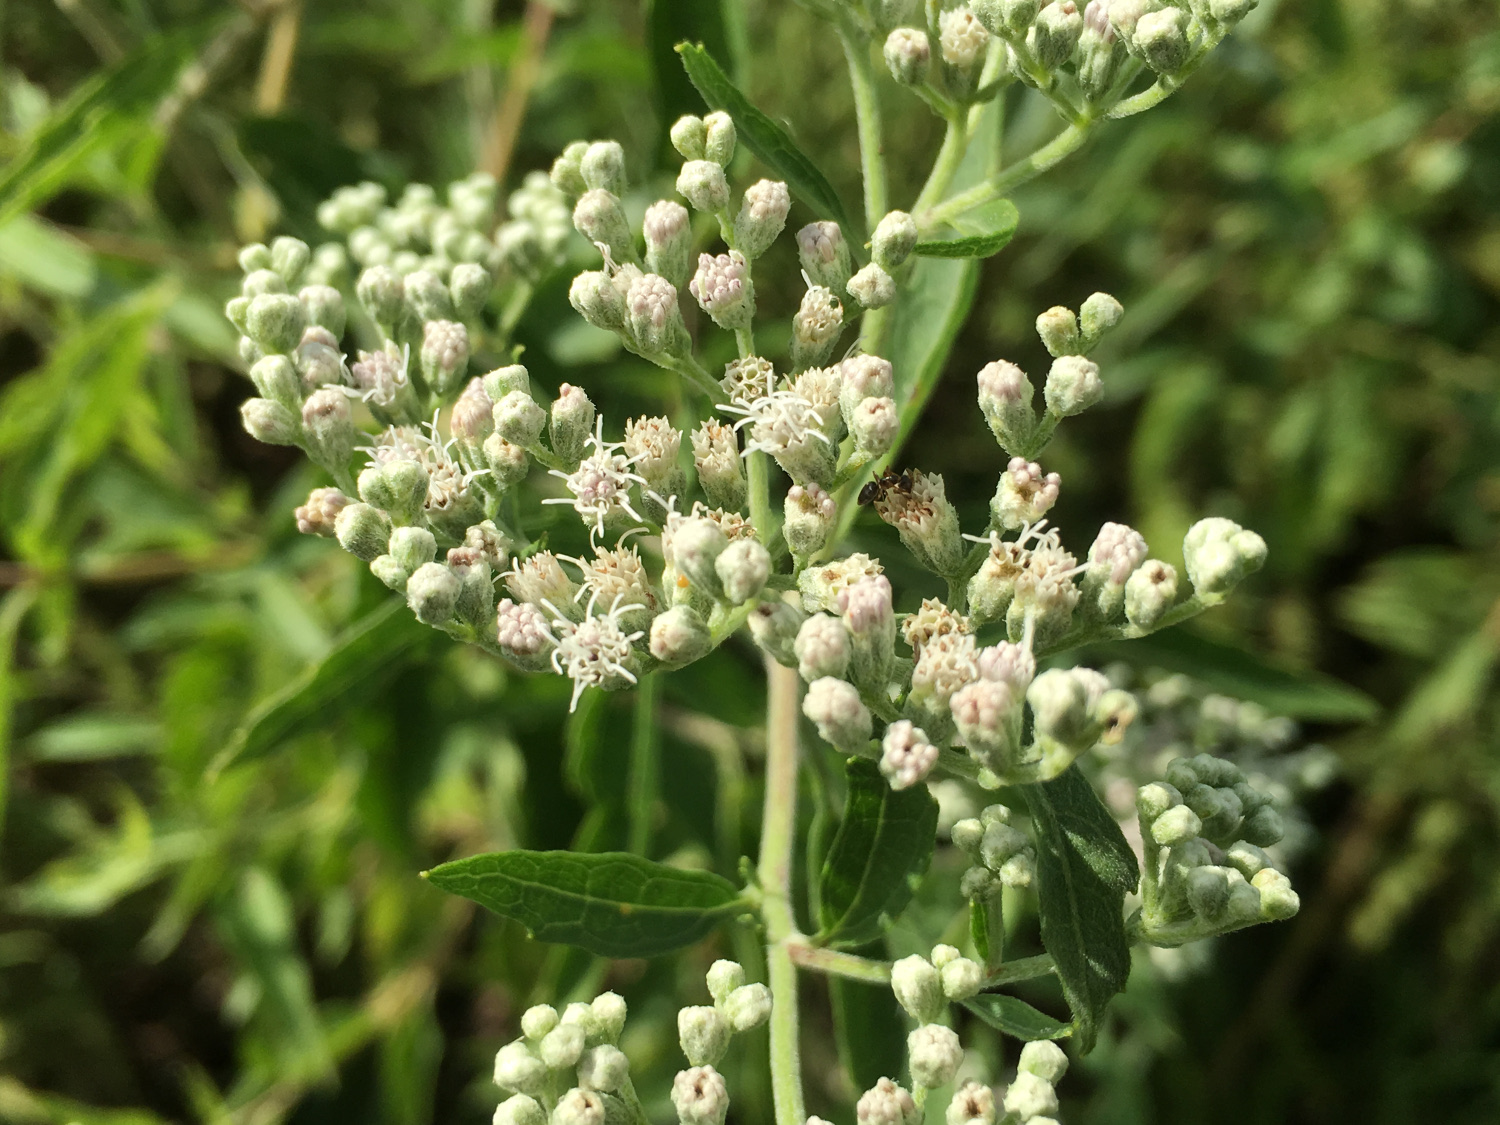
[913,199,1019,259]
[963,993,1073,1040]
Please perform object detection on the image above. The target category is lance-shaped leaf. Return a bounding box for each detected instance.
[963,993,1073,1041]
[913,199,1019,259]
[676,42,858,239]
[425,850,748,958]
[1020,765,1139,1053]
[817,759,938,947]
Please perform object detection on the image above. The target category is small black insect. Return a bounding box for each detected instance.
[858,468,915,506]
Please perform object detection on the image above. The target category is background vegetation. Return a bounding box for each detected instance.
[1,1,1497,1123]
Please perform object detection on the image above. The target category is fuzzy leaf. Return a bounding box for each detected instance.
[1021,765,1139,1053]
[962,993,1073,1040]
[676,41,858,238]
[424,850,747,957]
[913,199,1019,259]
[817,759,939,947]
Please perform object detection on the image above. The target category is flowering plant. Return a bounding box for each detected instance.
[222,1,1293,1122]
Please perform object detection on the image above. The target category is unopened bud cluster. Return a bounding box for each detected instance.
[492,992,631,1125]
[952,803,1037,896]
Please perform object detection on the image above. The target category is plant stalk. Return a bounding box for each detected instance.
[627,673,659,856]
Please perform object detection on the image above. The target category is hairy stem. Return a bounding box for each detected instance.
[786,940,893,984]
[840,21,887,231]
[918,122,1093,233]
[759,658,806,1125]
[627,674,659,856]
[912,109,969,218]
[748,451,778,548]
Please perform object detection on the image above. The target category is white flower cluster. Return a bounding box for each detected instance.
[951,803,1037,896]
[670,960,772,1125]
[492,993,630,1125]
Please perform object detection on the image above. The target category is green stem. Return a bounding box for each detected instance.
[786,940,893,984]
[748,450,778,547]
[839,20,887,230]
[918,121,1093,233]
[982,952,1056,987]
[759,658,806,1125]
[912,109,969,217]
[627,673,659,856]
[735,325,756,360]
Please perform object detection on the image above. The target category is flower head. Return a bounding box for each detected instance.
[544,418,650,537]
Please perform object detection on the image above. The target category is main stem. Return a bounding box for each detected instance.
[841,19,892,357]
[759,657,806,1125]
[919,121,1092,232]
[627,673,659,856]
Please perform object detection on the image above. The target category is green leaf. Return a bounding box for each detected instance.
[676,42,858,238]
[424,850,747,958]
[1020,765,1139,1053]
[25,713,160,762]
[1082,628,1379,723]
[0,216,97,298]
[913,199,1019,259]
[963,993,1073,1040]
[817,759,938,947]
[207,600,432,778]
[831,947,908,1094]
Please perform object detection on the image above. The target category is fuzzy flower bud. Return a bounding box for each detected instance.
[891,955,944,1023]
[977,360,1037,453]
[1182,517,1267,597]
[574,189,636,265]
[1027,667,1111,757]
[670,116,707,161]
[749,598,806,666]
[357,264,406,328]
[706,961,746,1004]
[494,390,547,449]
[496,1094,547,1125]
[724,983,773,1032]
[495,1042,548,1097]
[549,141,589,196]
[359,459,429,524]
[858,1078,920,1125]
[546,384,595,468]
[404,268,455,323]
[580,140,627,196]
[716,538,771,605]
[1043,355,1103,416]
[940,956,983,1000]
[840,574,896,693]
[592,993,628,1044]
[797,222,853,295]
[884,28,932,85]
[627,273,691,358]
[644,200,694,288]
[690,251,755,330]
[881,721,938,790]
[300,387,353,470]
[677,160,730,213]
[678,1006,730,1067]
[295,487,349,537]
[404,562,458,625]
[735,179,791,259]
[1079,291,1123,347]
[672,1066,730,1125]
[299,284,345,336]
[691,421,746,511]
[1028,1,1085,70]
[991,457,1061,529]
[946,1082,996,1125]
[803,676,873,753]
[782,483,836,557]
[1035,306,1080,358]
[450,263,492,322]
[577,1045,629,1093]
[671,517,729,598]
[246,293,308,355]
[839,354,895,420]
[795,614,851,683]
[872,211,919,272]
[791,285,845,371]
[1085,521,1148,619]
[850,396,899,457]
[939,7,990,72]
[335,503,392,562]
[552,1088,606,1125]
[908,1024,963,1090]
[241,397,299,445]
[570,270,627,332]
[848,263,897,310]
[250,354,301,409]
[950,679,1020,771]
[1019,1039,1069,1084]
[702,111,736,166]
[1135,6,1189,75]
[1003,1073,1058,1120]
[644,606,707,666]
[521,1005,560,1043]
[420,319,470,397]
[388,526,438,576]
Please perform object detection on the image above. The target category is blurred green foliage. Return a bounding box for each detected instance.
[0,1,1496,1123]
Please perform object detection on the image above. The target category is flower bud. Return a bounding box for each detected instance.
[552,1087,606,1125]
[240,397,300,445]
[578,1045,630,1093]
[241,267,285,297]
[976,360,1036,453]
[716,538,771,605]
[677,160,730,213]
[1182,517,1266,597]
[702,111,736,166]
[669,116,707,161]
[1253,867,1299,920]
[991,457,1060,530]
[551,141,590,197]
[908,1024,963,1090]
[941,956,983,1001]
[405,561,459,625]
[300,387,354,471]
[1019,1039,1069,1083]
[890,954,944,1022]
[797,222,853,295]
[870,213,917,274]
[1150,803,1202,846]
[1241,805,1284,847]
[357,264,406,328]
[238,243,273,273]
[782,483,836,557]
[672,1065,729,1125]
[591,993,628,1044]
[884,28,932,86]
[650,606,713,668]
[542,384,593,469]
[851,399,897,461]
[250,354,301,410]
[1084,521,1148,619]
[270,236,310,285]
[331,503,391,562]
[749,598,805,667]
[1135,781,1181,824]
[574,189,636,265]
[1003,1072,1058,1120]
[627,273,692,358]
[847,263,896,310]
[672,517,729,598]
[294,488,349,537]
[496,1094,547,1125]
[450,262,492,322]
[691,421,746,512]
[1079,291,1123,348]
[1135,7,1188,74]
[939,8,990,72]
[497,598,553,669]
[495,390,547,449]
[246,293,308,355]
[857,1077,920,1125]
[791,285,844,371]
[880,720,938,790]
[388,525,437,576]
[225,295,252,335]
[706,961,746,1005]
[495,1042,549,1097]
[537,1021,585,1070]
[840,574,896,693]
[1076,0,1123,98]
[1043,355,1103,416]
[946,1081,996,1125]
[448,547,495,629]
[723,983,772,1032]
[402,268,452,323]
[1209,0,1257,21]
[1035,305,1080,357]
[570,270,628,332]
[1125,560,1178,629]
[363,461,430,527]
[1028,1,1084,70]
[298,284,345,337]
[1028,667,1111,754]
[690,251,755,330]
[795,615,851,683]
[580,140,627,196]
[644,200,694,288]
[803,676,873,753]
[734,179,790,259]
[295,328,346,391]
[521,1005,560,1041]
